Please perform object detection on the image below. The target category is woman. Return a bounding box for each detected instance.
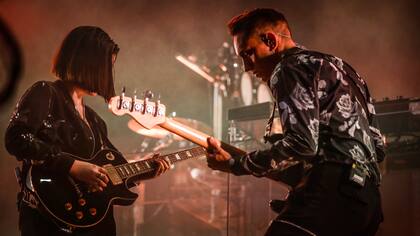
[5,26,169,235]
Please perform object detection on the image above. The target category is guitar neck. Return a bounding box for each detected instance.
[159,119,247,157]
[113,146,206,180]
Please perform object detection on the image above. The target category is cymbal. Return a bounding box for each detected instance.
[128,117,212,140]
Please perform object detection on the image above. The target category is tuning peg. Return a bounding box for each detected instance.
[130,90,137,112]
[144,90,154,100]
[118,86,126,109]
[154,93,161,116]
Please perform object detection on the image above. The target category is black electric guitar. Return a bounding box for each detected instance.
[108,92,306,188]
[27,146,206,230]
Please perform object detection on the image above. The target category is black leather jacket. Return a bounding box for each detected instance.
[5,80,116,173]
[5,80,118,234]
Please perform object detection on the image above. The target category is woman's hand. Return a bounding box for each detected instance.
[153,158,171,177]
[69,160,109,192]
[148,153,171,178]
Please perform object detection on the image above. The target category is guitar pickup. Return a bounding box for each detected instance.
[103,164,122,185]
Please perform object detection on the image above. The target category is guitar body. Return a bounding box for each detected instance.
[28,149,138,229]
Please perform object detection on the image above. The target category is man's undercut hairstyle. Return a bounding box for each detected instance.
[227,8,290,40]
[52,26,119,101]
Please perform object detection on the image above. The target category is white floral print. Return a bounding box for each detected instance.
[349,144,365,163]
[308,118,319,146]
[297,54,323,65]
[270,63,282,87]
[291,82,314,111]
[317,79,327,99]
[320,110,332,125]
[328,62,348,86]
[279,101,297,125]
[332,56,344,71]
[338,116,360,137]
[363,130,375,158]
[337,94,354,118]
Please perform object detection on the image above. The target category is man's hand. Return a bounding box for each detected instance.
[69,160,109,192]
[206,137,233,172]
[207,137,232,161]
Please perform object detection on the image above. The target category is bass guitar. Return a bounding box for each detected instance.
[108,91,305,188]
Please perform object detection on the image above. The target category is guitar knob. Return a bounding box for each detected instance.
[89,208,97,216]
[78,198,86,206]
[65,203,72,211]
[75,211,83,220]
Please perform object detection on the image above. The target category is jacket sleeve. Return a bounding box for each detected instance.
[230,61,320,177]
[5,81,74,174]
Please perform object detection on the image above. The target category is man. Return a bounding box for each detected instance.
[207,8,385,236]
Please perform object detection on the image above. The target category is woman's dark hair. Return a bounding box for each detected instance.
[52,26,119,101]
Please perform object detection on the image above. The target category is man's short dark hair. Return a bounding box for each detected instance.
[227,8,290,39]
[52,26,119,101]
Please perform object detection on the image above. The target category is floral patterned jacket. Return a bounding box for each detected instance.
[230,47,385,181]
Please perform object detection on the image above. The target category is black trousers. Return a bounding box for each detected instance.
[265,162,383,236]
[18,203,116,236]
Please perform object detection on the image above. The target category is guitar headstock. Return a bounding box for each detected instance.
[108,89,166,129]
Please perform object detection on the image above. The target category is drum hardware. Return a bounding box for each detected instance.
[175,53,225,139]
[175,54,216,84]
[240,72,255,106]
[257,83,273,103]
[227,102,276,122]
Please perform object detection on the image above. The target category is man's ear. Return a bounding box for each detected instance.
[260,32,277,51]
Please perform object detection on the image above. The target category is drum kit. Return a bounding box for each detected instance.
[118,42,281,235]
[240,71,273,106]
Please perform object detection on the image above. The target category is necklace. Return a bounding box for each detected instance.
[75,103,87,123]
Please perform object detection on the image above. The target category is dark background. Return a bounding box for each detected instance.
[1,0,419,235]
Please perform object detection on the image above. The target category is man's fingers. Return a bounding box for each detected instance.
[209,137,221,146]
[207,137,221,152]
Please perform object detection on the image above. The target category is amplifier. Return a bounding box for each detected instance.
[227,102,274,121]
[227,98,420,134]
[374,98,420,134]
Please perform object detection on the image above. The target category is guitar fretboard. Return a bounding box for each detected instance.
[114,146,206,179]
